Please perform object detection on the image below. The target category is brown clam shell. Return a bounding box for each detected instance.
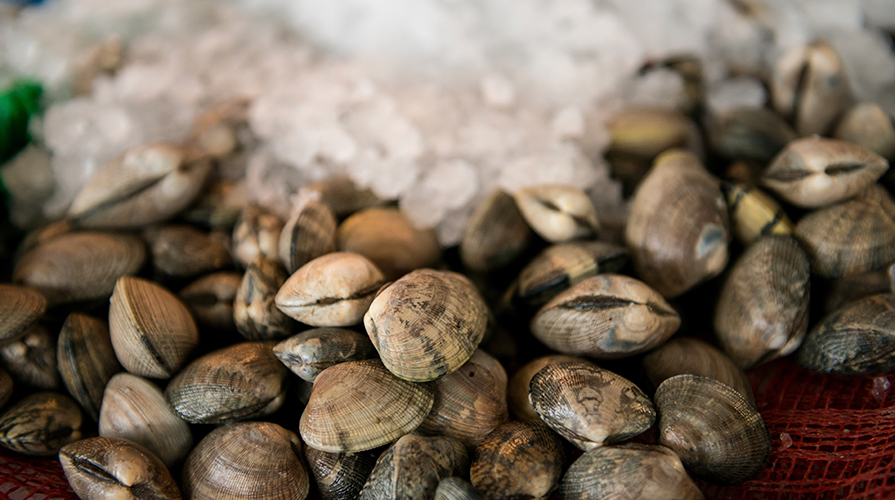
[273,327,378,382]
[57,313,122,420]
[232,204,284,268]
[834,103,895,161]
[179,271,242,332]
[0,392,82,456]
[358,434,468,500]
[306,447,378,500]
[508,355,594,421]
[234,256,293,340]
[460,189,532,272]
[709,107,796,165]
[0,323,60,390]
[278,196,338,274]
[0,284,46,342]
[143,225,232,280]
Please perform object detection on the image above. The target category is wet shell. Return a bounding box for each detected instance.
[531,274,680,358]
[642,337,755,407]
[99,372,193,469]
[364,269,488,382]
[57,313,122,420]
[232,204,285,268]
[303,175,383,218]
[794,184,895,278]
[67,143,213,228]
[0,392,82,456]
[559,444,704,500]
[516,242,629,308]
[277,252,385,328]
[143,225,232,280]
[13,232,146,307]
[0,323,60,390]
[182,421,309,500]
[796,293,895,375]
[0,284,46,342]
[416,349,509,448]
[305,447,378,500]
[655,375,770,485]
[109,276,199,379]
[721,182,794,246]
[278,196,338,274]
[508,355,594,421]
[626,149,729,298]
[165,342,288,424]
[761,136,888,209]
[460,189,533,272]
[358,434,468,500]
[470,420,565,500]
[179,271,242,332]
[273,327,378,382]
[513,185,600,243]
[299,359,435,453]
[709,107,797,165]
[60,436,181,500]
[834,102,895,161]
[435,478,484,500]
[714,235,810,368]
[337,207,441,281]
[235,256,293,340]
[529,362,655,450]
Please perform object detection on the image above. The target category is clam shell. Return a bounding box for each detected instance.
[305,447,378,500]
[470,420,565,500]
[531,274,680,358]
[364,269,488,382]
[358,434,468,500]
[709,107,796,164]
[460,189,533,271]
[626,149,729,298]
[273,327,377,382]
[0,323,60,390]
[278,196,338,274]
[109,276,199,379]
[182,421,309,500]
[303,175,383,218]
[722,182,794,246]
[0,392,82,456]
[513,185,600,243]
[143,225,232,280]
[435,478,484,500]
[232,204,285,268]
[0,284,46,342]
[165,342,288,424]
[179,271,242,332]
[508,355,594,421]
[235,256,293,340]
[834,102,895,161]
[59,436,181,500]
[530,362,655,450]
[57,313,122,420]
[99,372,193,469]
[714,235,810,368]
[13,231,146,307]
[655,374,770,485]
[299,359,434,453]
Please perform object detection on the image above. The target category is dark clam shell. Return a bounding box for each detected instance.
[306,447,378,500]
[358,434,468,500]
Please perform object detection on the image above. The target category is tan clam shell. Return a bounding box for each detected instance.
[0,284,46,342]
[278,196,338,274]
[305,447,378,500]
[0,392,82,456]
[626,149,729,298]
[13,231,146,307]
[234,256,293,340]
[435,477,484,500]
[232,204,285,268]
[834,103,895,161]
[99,372,193,469]
[530,274,680,358]
[529,362,655,450]
[416,349,509,448]
[165,342,288,424]
[364,269,488,382]
[273,327,378,382]
[460,189,532,272]
[179,271,242,332]
[143,225,232,280]
[513,185,600,243]
[359,434,468,500]
[722,182,794,246]
[299,359,434,453]
[182,421,309,500]
[57,313,122,420]
[0,323,60,390]
[277,252,385,328]
[109,276,199,379]
[508,355,594,421]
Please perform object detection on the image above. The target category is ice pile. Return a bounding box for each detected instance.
[1,0,894,245]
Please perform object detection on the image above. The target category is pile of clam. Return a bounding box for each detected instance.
[0,38,893,500]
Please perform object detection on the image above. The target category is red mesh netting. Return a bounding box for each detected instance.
[0,357,893,500]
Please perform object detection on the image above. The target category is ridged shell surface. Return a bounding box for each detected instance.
[0,284,45,342]
[57,313,122,420]
[278,197,338,274]
[460,189,532,271]
[358,434,468,500]
[0,392,82,456]
[305,447,378,500]
[274,327,378,382]
[516,242,629,307]
[234,256,292,340]
[508,355,593,421]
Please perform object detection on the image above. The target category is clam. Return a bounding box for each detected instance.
[14,219,74,264]
[232,204,284,268]
[0,323,60,390]
[460,189,533,272]
[57,313,122,420]
[435,478,485,500]
[299,359,434,453]
[182,421,309,500]
[0,392,82,456]
[305,447,378,500]
[234,256,293,340]
[181,180,246,229]
[416,349,509,448]
[303,175,383,218]
[179,271,242,332]
[359,434,468,500]
[794,184,895,278]
[796,293,895,375]
[626,149,729,298]
[109,276,199,379]
[834,103,895,161]
[530,274,680,358]
[824,264,895,315]
[165,342,288,424]
[364,269,488,382]
[277,252,385,328]
[13,231,146,307]
[143,225,232,281]
[559,444,704,500]
[721,182,794,246]
[470,420,565,500]
[709,107,797,164]
[273,327,378,382]
[515,241,629,308]
[0,284,46,342]
[337,207,441,281]
[513,185,600,243]
[508,355,594,421]
[655,374,770,485]
[529,361,656,450]
[714,235,810,368]
[99,372,193,469]
[771,40,849,136]
[278,194,338,274]
[59,437,181,500]
[67,143,212,228]
[761,136,888,209]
